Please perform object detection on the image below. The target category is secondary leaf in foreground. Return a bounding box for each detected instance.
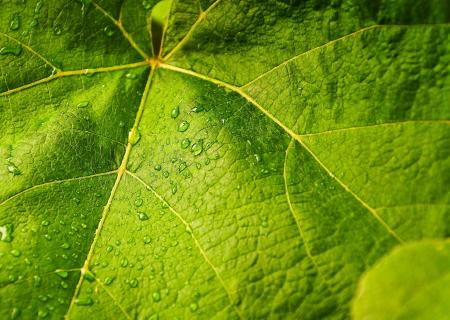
[352,240,450,320]
[0,0,449,319]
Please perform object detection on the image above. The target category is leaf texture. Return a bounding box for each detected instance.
[0,0,449,319]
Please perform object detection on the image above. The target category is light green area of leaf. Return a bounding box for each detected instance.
[352,240,450,320]
[0,0,449,319]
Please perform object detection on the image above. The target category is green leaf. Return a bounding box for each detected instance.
[1,0,449,319]
[352,240,450,320]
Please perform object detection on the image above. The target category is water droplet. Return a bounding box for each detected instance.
[190,302,198,312]
[10,15,20,30]
[178,161,187,172]
[103,25,114,37]
[120,258,128,267]
[41,220,50,226]
[33,275,42,287]
[138,212,149,221]
[181,138,191,149]
[60,243,70,249]
[143,236,151,244]
[104,276,114,285]
[0,223,14,242]
[44,234,52,241]
[191,140,204,156]
[129,128,141,145]
[125,72,137,79]
[55,270,68,278]
[152,291,161,302]
[134,198,143,207]
[171,106,180,118]
[75,297,93,306]
[35,1,44,14]
[163,170,169,178]
[106,245,113,252]
[77,101,90,108]
[129,278,138,288]
[178,121,190,132]
[171,184,177,195]
[7,163,21,176]
[84,270,95,282]
[154,164,162,171]
[191,105,204,113]
[0,46,22,56]
[10,249,21,257]
[60,281,68,289]
[53,25,62,35]
[38,309,48,318]
[142,0,152,9]
[119,121,125,128]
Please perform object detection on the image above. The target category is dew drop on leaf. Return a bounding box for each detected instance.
[134,198,143,207]
[60,281,68,289]
[104,276,114,285]
[9,15,20,30]
[84,270,96,282]
[53,25,62,35]
[75,297,93,306]
[129,278,138,288]
[77,101,90,108]
[178,120,189,132]
[60,242,70,249]
[106,245,113,252]
[35,1,43,14]
[0,45,22,56]
[152,291,161,302]
[138,212,149,221]
[191,140,204,156]
[10,249,21,257]
[38,309,49,318]
[55,270,68,278]
[125,72,137,79]
[120,258,128,267]
[163,170,169,178]
[143,236,151,244]
[0,223,14,242]
[41,220,50,226]
[33,275,42,287]
[7,162,21,176]
[171,106,180,118]
[154,164,162,171]
[191,105,204,113]
[103,25,114,37]
[181,138,191,149]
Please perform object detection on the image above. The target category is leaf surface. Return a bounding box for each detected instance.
[0,0,449,319]
[352,240,450,320]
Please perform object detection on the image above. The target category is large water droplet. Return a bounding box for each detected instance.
[181,138,191,149]
[75,297,93,306]
[152,291,161,302]
[143,236,151,244]
[129,128,141,146]
[37,309,48,318]
[77,101,90,108]
[104,276,114,285]
[191,140,204,156]
[171,106,180,119]
[103,25,114,37]
[35,1,44,14]
[178,121,190,132]
[55,270,68,278]
[53,25,62,36]
[10,249,21,257]
[120,258,128,267]
[60,242,70,249]
[138,212,149,221]
[134,198,143,207]
[154,164,162,171]
[7,162,21,176]
[0,223,14,242]
[10,15,20,30]
[129,278,138,288]
[84,270,95,282]
[0,46,22,56]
